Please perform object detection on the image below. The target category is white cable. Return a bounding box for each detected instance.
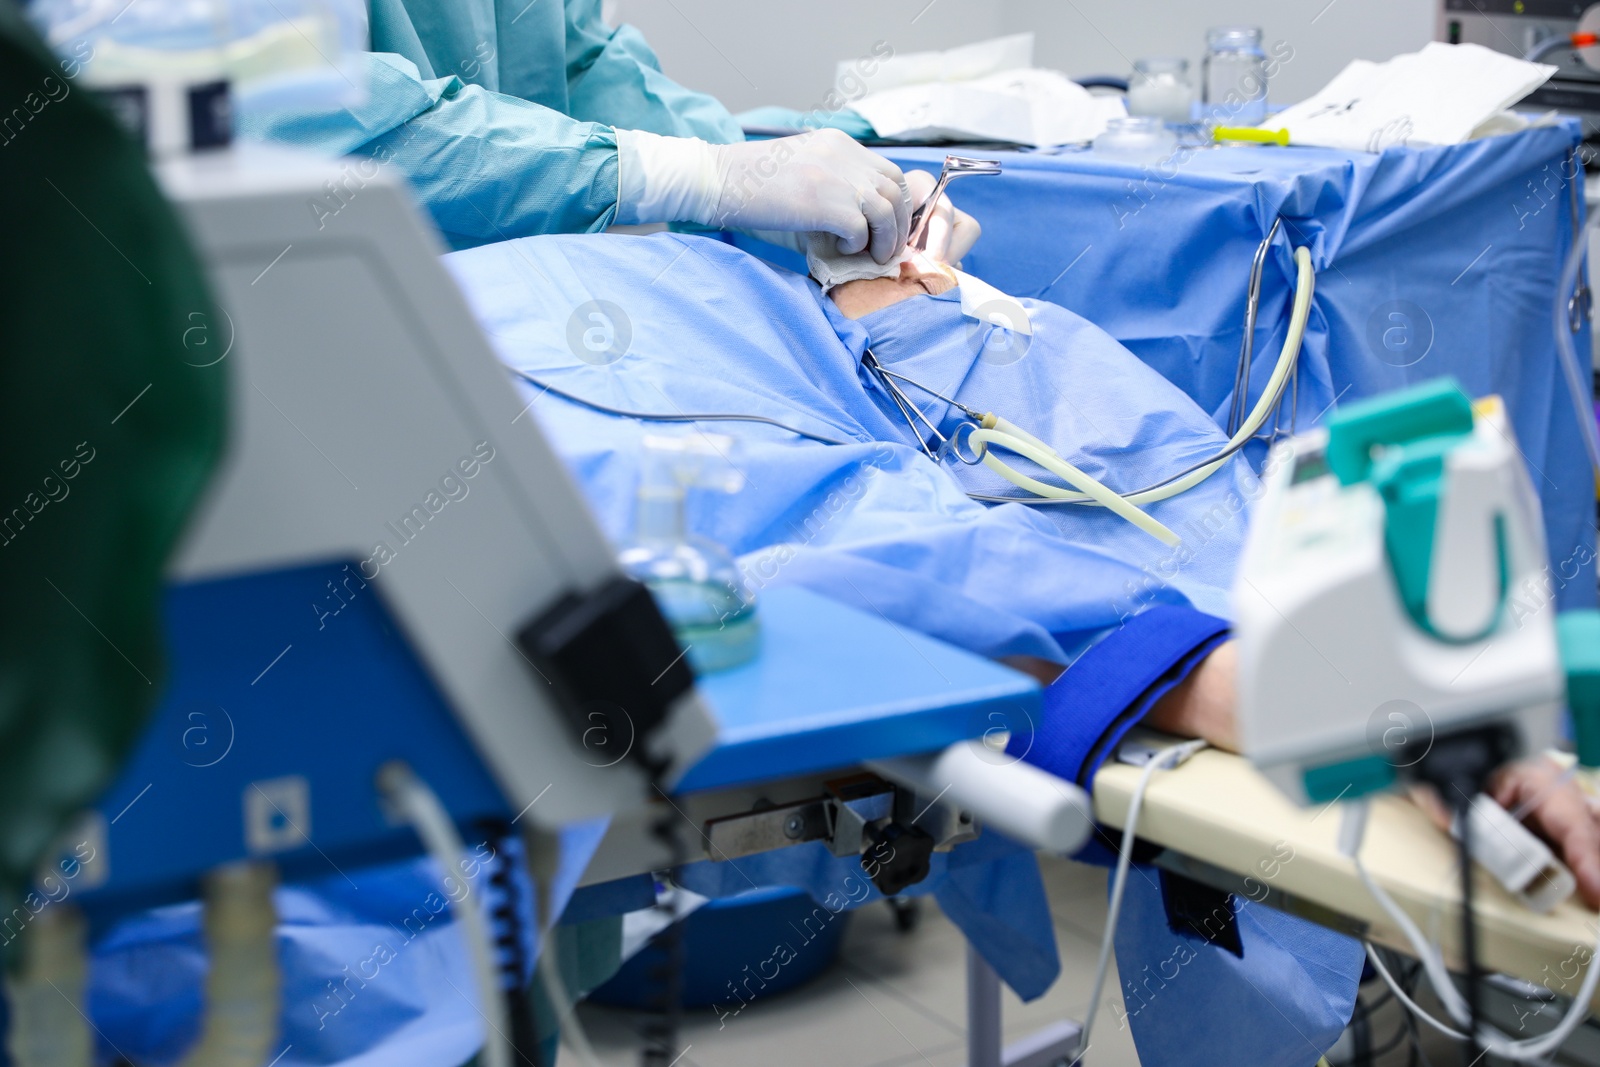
[1363,943,1468,1041]
[1129,245,1315,504]
[1080,738,1208,1051]
[1344,802,1472,1024]
[379,764,511,1067]
[522,826,607,1067]
[1346,800,1600,1059]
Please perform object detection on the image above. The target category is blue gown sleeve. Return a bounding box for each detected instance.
[1012,605,1231,789]
[561,0,743,143]
[241,53,623,248]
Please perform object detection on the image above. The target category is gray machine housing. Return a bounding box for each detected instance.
[158,145,716,829]
[1441,0,1600,135]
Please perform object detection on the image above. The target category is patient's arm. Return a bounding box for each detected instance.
[1145,640,1240,750]
[1024,640,1600,904]
[1004,643,1241,752]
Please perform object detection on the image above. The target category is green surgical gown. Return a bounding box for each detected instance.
[243,0,743,247]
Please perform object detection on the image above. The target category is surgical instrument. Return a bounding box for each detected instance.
[1228,217,1283,438]
[862,350,1179,543]
[908,155,1002,252]
[861,348,952,460]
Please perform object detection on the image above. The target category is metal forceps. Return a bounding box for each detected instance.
[862,349,998,466]
[907,155,1002,252]
[862,348,951,460]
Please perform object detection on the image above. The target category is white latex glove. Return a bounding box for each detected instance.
[807,168,983,290]
[615,128,912,264]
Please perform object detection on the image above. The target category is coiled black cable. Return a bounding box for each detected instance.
[638,759,689,1067]
[478,817,544,1067]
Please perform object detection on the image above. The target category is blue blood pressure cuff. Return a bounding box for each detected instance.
[1008,605,1231,791]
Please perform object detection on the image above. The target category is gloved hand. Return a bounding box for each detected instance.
[805,167,984,291]
[616,128,912,263]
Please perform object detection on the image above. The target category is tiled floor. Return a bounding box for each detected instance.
[563,853,1472,1067]
[564,854,1140,1067]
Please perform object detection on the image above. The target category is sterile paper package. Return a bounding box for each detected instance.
[844,34,1126,148]
[1270,42,1557,152]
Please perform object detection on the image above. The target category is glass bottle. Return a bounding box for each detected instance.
[1127,57,1194,124]
[1201,26,1269,126]
[618,434,760,674]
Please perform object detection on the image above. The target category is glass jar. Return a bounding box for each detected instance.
[1092,116,1179,165]
[1201,26,1268,126]
[1127,57,1194,124]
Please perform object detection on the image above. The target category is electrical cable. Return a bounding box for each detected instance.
[1079,738,1208,1055]
[1525,32,1599,64]
[537,931,606,1067]
[1398,952,1431,1067]
[1345,801,1600,1060]
[1362,1012,1416,1062]
[1351,989,1376,1067]
[1454,791,1485,1065]
[379,763,512,1067]
[1364,946,1468,1042]
[506,368,854,447]
[639,783,689,1067]
[520,825,606,1067]
[1324,979,1412,1067]
[967,425,1179,544]
[478,818,543,1067]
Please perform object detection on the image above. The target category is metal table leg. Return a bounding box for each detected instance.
[966,944,1086,1067]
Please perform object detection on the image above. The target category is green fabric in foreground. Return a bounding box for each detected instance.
[0,0,226,915]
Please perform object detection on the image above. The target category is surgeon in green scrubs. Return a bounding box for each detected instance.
[249,0,921,259]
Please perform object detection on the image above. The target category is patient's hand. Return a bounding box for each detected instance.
[1411,758,1600,908]
[1493,759,1600,907]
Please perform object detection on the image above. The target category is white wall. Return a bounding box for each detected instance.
[614,0,1436,116]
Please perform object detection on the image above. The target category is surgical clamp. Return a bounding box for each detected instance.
[907,155,1003,252]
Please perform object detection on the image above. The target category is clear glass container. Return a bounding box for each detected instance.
[1201,26,1268,126]
[1092,116,1179,165]
[1127,57,1193,124]
[618,435,760,674]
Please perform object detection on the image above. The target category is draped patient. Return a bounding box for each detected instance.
[442,185,1600,1067]
[828,171,1600,905]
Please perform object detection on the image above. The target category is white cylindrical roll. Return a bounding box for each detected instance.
[869,740,1093,853]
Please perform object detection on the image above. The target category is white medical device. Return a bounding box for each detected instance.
[1235,379,1564,806]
